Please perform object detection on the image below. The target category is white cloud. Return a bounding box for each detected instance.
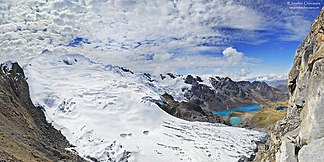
[121,47,258,79]
[222,47,244,67]
[239,68,252,77]
[0,0,315,76]
[254,74,288,82]
[281,15,311,41]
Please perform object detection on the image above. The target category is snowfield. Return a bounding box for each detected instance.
[24,51,265,162]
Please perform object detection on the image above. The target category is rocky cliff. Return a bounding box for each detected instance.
[156,74,287,125]
[183,75,288,112]
[157,93,225,123]
[0,62,84,161]
[257,7,324,162]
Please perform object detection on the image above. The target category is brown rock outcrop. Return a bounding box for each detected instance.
[0,62,85,161]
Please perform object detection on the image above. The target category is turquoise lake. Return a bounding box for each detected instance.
[229,116,243,125]
[213,105,261,116]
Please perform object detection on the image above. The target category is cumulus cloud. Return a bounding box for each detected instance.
[222,47,244,67]
[123,47,257,78]
[239,68,252,77]
[0,0,316,76]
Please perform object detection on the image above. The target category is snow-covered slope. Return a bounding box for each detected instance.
[138,73,190,101]
[139,73,216,102]
[24,51,265,162]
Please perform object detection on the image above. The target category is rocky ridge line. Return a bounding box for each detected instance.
[154,74,288,125]
[0,61,85,161]
[183,75,288,112]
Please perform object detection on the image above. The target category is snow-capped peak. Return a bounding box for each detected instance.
[249,74,288,82]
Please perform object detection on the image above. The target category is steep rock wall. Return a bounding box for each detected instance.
[257,7,324,162]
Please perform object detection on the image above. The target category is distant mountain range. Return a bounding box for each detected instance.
[266,79,288,92]
[155,74,288,116]
[248,74,287,82]
[247,74,288,92]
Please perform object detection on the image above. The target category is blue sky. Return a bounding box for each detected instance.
[178,0,324,78]
[0,0,323,80]
[233,37,301,76]
[230,0,323,77]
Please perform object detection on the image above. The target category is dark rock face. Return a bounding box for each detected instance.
[184,74,203,84]
[120,67,134,74]
[158,93,225,124]
[0,62,84,161]
[184,75,288,112]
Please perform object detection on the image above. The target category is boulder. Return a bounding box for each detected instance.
[275,139,297,162]
[298,138,324,162]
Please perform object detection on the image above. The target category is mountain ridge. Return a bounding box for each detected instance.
[0,61,84,161]
[181,75,288,112]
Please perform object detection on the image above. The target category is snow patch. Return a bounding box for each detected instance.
[1,60,13,74]
[249,74,288,82]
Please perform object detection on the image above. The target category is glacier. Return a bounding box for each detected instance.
[23,51,265,162]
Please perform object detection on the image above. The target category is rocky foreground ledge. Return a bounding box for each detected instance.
[256,7,324,162]
[0,62,84,161]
